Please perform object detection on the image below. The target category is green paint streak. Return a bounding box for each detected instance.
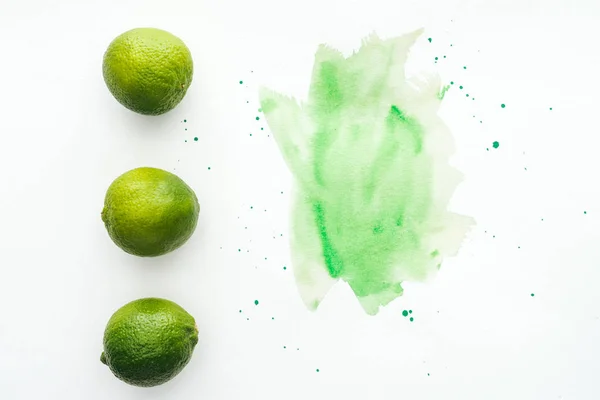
[259,30,473,315]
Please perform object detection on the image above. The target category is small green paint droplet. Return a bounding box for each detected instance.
[549,107,553,111]
[207,167,211,170]
[427,373,430,376]
[238,249,241,252]
[434,57,438,60]
[272,317,275,320]
[443,55,446,58]
[194,137,198,141]
[184,140,187,143]
[254,300,259,305]
[584,211,587,214]
[450,81,454,85]
[428,38,432,43]
[283,346,287,349]
[260,127,264,131]
[249,134,253,136]
[459,85,463,89]
[501,104,506,108]
[183,119,187,123]
[463,66,467,69]
[409,310,412,314]
[402,310,408,317]
[283,266,287,270]
[239,310,242,313]
[466,94,469,97]
[239,80,243,84]
[531,293,535,297]
[410,317,414,322]
[255,116,260,121]
[316,369,320,372]
[492,141,499,149]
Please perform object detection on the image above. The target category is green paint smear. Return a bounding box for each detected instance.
[259,30,473,315]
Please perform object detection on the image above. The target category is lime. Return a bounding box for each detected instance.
[101,298,199,387]
[101,167,200,257]
[102,28,193,115]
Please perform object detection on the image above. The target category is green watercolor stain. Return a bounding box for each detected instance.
[492,141,499,149]
[459,85,463,89]
[438,85,450,100]
[254,300,259,305]
[194,137,198,141]
[501,104,506,108]
[259,30,473,315]
[550,107,553,111]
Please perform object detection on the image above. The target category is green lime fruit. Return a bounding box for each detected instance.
[102,27,193,115]
[101,167,200,257]
[101,298,199,387]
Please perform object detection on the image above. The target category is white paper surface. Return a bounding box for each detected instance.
[1,0,599,399]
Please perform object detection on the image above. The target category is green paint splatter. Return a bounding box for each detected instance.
[410,317,414,322]
[492,141,499,149]
[402,310,409,317]
[428,38,432,43]
[259,30,473,315]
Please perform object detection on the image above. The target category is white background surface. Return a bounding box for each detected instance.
[1,0,600,399]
